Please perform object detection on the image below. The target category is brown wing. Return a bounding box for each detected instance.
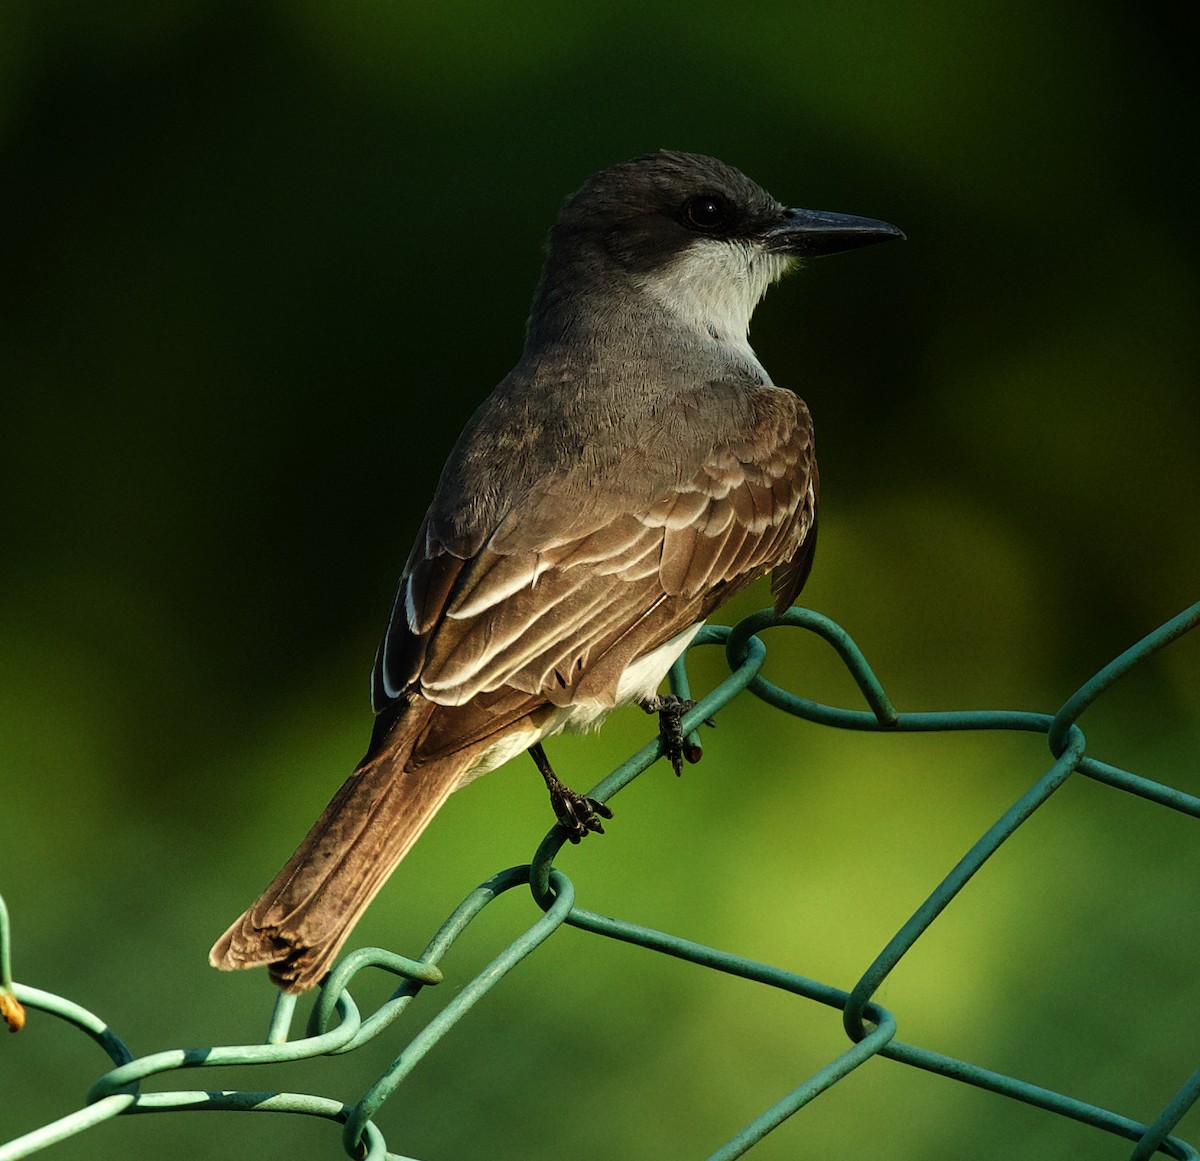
[372,387,817,763]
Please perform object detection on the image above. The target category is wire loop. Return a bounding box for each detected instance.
[3,599,1198,1161]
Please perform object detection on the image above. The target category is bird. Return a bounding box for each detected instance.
[210,150,903,991]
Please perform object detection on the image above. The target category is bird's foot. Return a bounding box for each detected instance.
[548,781,614,844]
[639,694,716,776]
[528,743,613,844]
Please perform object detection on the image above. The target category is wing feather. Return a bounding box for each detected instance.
[372,386,818,753]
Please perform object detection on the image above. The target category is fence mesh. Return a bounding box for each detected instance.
[2,600,1199,1160]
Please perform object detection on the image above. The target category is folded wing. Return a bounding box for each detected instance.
[372,386,818,763]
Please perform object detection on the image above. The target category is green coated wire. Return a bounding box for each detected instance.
[1048,600,1200,758]
[341,867,577,1155]
[1,599,1197,1161]
[841,725,1089,1043]
[0,894,25,1035]
[1131,1067,1200,1161]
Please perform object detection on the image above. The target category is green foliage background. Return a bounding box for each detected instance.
[1,3,1197,1158]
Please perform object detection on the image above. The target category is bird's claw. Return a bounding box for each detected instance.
[549,785,614,844]
[640,694,716,776]
[529,741,613,843]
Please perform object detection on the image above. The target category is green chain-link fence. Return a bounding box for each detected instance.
[3,600,1198,1160]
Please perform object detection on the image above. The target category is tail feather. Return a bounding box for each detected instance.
[209,700,477,992]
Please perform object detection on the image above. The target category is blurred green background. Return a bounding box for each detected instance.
[2,2,1198,1158]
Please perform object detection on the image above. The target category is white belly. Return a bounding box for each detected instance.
[453,621,704,787]
[547,621,705,736]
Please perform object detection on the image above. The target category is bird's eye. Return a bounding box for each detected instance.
[684,196,730,231]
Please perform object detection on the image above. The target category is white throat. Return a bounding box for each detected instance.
[637,240,792,370]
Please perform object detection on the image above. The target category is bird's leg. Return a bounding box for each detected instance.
[639,694,715,776]
[528,742,613,844]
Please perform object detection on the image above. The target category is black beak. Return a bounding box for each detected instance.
[765,207,905,257]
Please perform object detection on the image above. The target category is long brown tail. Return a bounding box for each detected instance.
[209,698,477,992]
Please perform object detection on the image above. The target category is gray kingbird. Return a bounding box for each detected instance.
[210,150,903,991]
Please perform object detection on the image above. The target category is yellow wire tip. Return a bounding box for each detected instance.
[1,989,26,1033]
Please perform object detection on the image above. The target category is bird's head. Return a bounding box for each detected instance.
[532,150,903,354]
